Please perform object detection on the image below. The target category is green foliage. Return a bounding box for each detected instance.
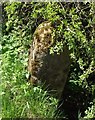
[84,101,95,119]
[1,34,58,118]
[1,2,95,119]
[2,81,58,118]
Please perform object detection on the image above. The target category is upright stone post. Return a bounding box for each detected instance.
[28,21,70,99]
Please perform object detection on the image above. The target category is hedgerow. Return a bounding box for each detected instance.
[1,2,95,119]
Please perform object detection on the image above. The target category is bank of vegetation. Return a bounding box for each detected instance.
[1,2,95,119]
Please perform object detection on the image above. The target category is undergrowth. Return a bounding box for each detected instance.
[1,34,60,118]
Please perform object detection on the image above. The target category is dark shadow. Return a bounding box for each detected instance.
[56,81,93,120]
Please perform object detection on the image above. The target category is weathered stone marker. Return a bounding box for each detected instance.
[28,21,70,99]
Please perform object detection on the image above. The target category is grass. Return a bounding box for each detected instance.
[1,82,58,118]
[1,35,60,118]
